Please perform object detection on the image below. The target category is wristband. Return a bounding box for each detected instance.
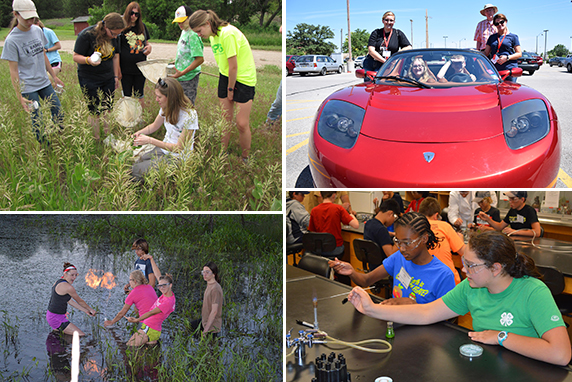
[85,57,90,65]
[228,87,234,92]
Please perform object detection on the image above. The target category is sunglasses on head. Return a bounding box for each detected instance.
[131,11,140,16]
[158,78,168,88]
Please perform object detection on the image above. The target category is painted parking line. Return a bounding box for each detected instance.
[288,106,320,112]
[287,139,309,155]
[286,100,322,104]
[287,132,310,138]
[558,169,572,188]
[286,116,314,122]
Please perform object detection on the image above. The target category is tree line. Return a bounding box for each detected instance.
[287,23,368,56]
[0,0,281,40]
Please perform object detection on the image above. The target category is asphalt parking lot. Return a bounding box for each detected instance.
[285,64,572,188]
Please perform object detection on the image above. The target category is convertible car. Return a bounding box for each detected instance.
[307,49,560,187]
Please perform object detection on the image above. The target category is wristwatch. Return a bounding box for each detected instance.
[228,87,234,92]
[497,331,508,346]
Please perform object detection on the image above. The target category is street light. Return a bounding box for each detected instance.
[536,32,543,54]
[459,38,466,48]
[443,35,448,48]
[543,30,548,61]
[410,19,413,45]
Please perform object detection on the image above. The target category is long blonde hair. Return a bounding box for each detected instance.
[407,57,433,82]
[91,13,125,57]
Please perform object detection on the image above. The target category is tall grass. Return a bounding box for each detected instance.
[0,51,282,211]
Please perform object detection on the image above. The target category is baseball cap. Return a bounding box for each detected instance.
[13,0,38,20]
[172,5,192,23]
[473,191,491,203]
[505,191,527,199]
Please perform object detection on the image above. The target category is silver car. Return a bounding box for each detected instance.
[293,55,343,76]
[354,55,366,68]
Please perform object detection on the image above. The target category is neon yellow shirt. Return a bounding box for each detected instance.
[209,25,257,87]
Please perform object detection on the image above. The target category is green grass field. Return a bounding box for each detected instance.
[0,47,282,211]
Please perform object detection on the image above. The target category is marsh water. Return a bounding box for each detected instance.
[0,215,281,381]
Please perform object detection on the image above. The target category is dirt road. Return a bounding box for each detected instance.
[55,40,281,68]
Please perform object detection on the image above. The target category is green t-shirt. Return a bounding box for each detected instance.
[175,29,203,81]
[442,277,564,338]
[209,25,257,87]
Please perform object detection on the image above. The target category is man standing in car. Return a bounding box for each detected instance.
[474,4,498,52]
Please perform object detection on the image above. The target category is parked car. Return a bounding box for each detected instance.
[565,55,572,73]
[354,56,366,68]
[532,53,543,66]
[293,55,343,76]
[306,49,560,187]
[549,57,565,67]
[517,52,540,75]
[286,55,299,76]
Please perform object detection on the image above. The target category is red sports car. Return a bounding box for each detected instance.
[307,49,560,187]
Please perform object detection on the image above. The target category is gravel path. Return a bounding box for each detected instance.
[54,40,282,68]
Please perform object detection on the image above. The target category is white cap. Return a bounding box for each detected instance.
[172,5,192,23]
[12,0,38,20]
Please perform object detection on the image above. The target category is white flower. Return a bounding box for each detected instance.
[500,312,514,326]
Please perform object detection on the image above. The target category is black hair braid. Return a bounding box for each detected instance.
[395,212,441,250]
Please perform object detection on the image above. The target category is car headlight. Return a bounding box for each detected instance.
[502,99,550,150]
[317,100,365,149]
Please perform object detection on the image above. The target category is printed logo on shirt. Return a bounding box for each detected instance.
[508,214,525,224]
[500,312,514,326]
[551,315,560,322]
[125,31,146,54]
[212,43,224,54]
[23,40,44,57]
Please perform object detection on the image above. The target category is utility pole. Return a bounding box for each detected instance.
[340,28,343,55]
[347,0,352,62]
[425,11,428,49]
[543,30,548,60]
[443,36,448,48]
[410,19,413,46]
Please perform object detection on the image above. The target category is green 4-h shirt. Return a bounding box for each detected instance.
[442,276,565,338]
[175,29,203,82]
[210,25,257,87]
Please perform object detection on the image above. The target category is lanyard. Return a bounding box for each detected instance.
[383,29,393,49]
[497,34,507,54]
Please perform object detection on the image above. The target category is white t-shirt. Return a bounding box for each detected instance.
[160,108,199,155]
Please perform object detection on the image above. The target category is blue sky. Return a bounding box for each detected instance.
[285,0,572,55]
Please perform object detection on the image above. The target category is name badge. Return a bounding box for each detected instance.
[396,266,412,289]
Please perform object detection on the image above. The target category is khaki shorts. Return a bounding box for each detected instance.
[141,323,161,342]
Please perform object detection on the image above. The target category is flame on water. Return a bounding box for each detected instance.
[85,269,116,290]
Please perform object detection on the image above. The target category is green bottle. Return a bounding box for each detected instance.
[386,321,395,339]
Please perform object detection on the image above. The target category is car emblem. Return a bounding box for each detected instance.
[423,152,435,163]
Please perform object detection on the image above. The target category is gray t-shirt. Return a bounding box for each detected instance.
[1,25,50,93]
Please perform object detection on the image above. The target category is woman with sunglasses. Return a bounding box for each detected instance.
[329,212,456,305]
[73,12,125,139]
[119,2,152,111]
[46,262,97,336]
[347,231,571,366]
[104,270,157,327]
[484,13,521,82]
[362,11,411,73]
[126,255,175,346]
[131,77,198,180]
[190,262,224,338]
[189,10,256,163]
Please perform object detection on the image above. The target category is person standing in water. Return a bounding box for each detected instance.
[46,262,96,336]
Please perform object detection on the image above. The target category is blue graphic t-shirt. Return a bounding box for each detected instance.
[382,251,456,304]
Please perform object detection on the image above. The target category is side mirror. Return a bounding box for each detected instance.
[355,69,377,81]
[355,69,365,78]
[498,67,523,81]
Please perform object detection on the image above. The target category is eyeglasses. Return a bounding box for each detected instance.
[412,65,424,69]
[461,256,487,275]
[107,28,119,38]
[158,78,168,88]
[131,11,140,16]
[201,269,213,275]
[393,235,423,249]
[493,20,506,26]
[157,283,171,288]
[508,196,520,201]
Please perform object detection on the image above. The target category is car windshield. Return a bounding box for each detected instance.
[298,56,315,63]
[375,49,501,88]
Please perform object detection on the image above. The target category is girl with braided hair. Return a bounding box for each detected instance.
[329,212,456,305]
[347,230,571,366]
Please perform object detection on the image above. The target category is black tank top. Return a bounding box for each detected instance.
[47,279,72,314]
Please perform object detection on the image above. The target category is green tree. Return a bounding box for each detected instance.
[286,23,337,55]
[547,44,570,58]
[63,0,103,18]
[342,28,369,57]
[0,0,13,27]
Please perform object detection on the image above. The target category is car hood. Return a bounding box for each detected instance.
[357,84,503,143]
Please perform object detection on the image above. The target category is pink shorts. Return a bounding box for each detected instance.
[46,310,70,331]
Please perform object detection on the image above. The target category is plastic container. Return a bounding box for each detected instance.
[90,52,102,64]
[166,64,176,76]
[54,84,64,94]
